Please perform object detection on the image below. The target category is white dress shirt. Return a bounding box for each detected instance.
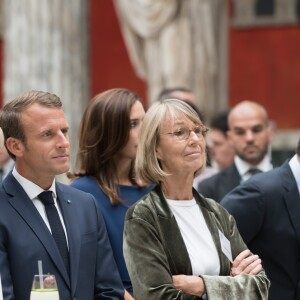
[289,154,300,196]
[12,167,69,245]
[234,155,273,182]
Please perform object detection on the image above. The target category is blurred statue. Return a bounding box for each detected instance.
[114,0,228,120]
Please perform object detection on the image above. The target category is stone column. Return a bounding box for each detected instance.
[2,0,89,173]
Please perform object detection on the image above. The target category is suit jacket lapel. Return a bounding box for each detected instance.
[216,164,241,201]
[281,161,300,246]
[228,164,242,186]
[56,184,81,293]
[3,175,70,287]
[152,186,230,276]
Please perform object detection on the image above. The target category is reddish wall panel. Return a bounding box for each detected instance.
[229,25,300,129]
[90,0,300,128]
[89,0,146,104]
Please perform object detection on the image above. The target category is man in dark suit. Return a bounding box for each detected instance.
[221,138,300,300]
[0,91,124,300]
[198,100,273,202]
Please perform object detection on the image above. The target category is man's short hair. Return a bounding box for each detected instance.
[0,90,62,159]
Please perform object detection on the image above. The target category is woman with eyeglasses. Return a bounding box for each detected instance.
[123,99,269,299]
[70,88,154,299]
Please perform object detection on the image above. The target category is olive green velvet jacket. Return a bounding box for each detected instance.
[123,185,269,300]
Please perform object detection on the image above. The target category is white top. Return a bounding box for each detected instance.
[235,155,273,182]
[166,198,220,276]
[12,167,69,245]
[289,154,300,196]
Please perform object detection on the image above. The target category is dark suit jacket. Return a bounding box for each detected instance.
[198,163,241,203]
[124,185,269,300]
[221,161,300,300]
[0,173,124,300]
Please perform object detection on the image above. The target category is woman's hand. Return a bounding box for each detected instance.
[124,289,134,300]
[172,275,205,297]
[231,249,262,276]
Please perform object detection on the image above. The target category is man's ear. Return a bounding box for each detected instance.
[6,137,24,158]
[267,123,274,143]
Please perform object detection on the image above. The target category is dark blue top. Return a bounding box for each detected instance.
[71,176,154,295]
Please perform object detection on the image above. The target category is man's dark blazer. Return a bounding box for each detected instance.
[0,173,124,300]
[197,163,241,203]
[221,160,300,300]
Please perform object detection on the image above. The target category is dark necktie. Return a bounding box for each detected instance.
[248,168,262,176]
[39,191,69,274]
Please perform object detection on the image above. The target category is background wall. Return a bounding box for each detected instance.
[229,26,300,129]
[89,0,146,104]
[1,0,299,153]
[90,0,300,131]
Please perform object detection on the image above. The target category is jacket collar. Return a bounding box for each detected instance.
[151,185,231,275]
[280,160,300,247]
[153,185,215,217]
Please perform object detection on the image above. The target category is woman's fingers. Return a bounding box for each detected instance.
[232,249,251,268]
[231,250,262,276]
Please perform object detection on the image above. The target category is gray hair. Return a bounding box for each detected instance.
[135,98,207,184]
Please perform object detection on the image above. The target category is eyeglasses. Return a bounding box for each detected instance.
[162,126,208,142]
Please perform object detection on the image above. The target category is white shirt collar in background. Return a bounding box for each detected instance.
[235,154,273,182]
[2,159,15,179]
[289,154,300,196]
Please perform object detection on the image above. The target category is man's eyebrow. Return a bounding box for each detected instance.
[232,126,244,131]
[251,124,264,128]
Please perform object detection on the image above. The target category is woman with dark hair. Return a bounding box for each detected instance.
[71,88,154,299]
